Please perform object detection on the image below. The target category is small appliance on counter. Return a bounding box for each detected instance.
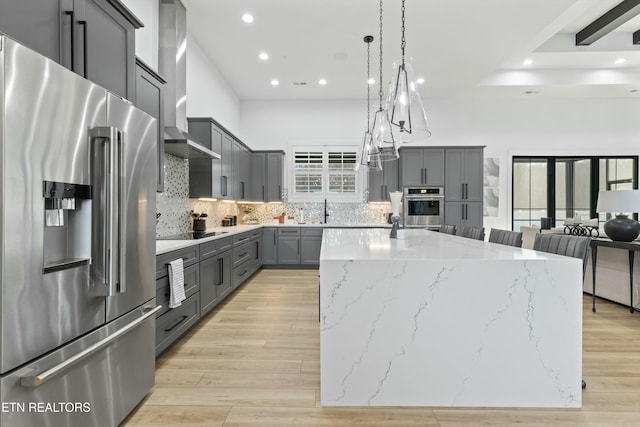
[222,215,237,226]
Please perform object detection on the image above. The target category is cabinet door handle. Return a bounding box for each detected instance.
[461,204,464,220]
[164,315,189,332]
[262,185,265,201]
[65,11,75,72]
[273,232,276,246]
[241,181,245,199]
[238,251,248,258]
[278,185,282,201]
[424,168,427,184]
[217,258,223,286]
[297,240,300,254]
[465,183,468,200]
[78,19,88,78]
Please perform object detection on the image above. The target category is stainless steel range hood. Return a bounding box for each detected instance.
[160,0,220,160]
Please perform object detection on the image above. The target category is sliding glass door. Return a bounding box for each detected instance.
[512,156,638,231]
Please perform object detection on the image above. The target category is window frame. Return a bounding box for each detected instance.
[288,144,364,202]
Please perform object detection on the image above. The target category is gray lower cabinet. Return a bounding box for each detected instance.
[262,227,278,264]
[200,236,233,315]
[155,232,260,356]
[368,160,399,202]
[278,228,301,264]
[0,0,141,101]
[154,245,201,356]
[135,58,166,193]
[300,228,322,265]
[444,201,483,233]
[399,148,445,187]
[155,292,200,356]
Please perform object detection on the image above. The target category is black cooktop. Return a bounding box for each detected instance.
[157,231,228,240]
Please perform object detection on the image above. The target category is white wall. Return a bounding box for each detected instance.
[186,33,241,134]
[120,0,159,69]
[240,97,640,230]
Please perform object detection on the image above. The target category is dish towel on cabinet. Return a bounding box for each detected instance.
[168,258,186,308]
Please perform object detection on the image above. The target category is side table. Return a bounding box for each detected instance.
[590,238,640,313]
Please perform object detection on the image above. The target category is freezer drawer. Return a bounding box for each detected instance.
[0,299,159,427]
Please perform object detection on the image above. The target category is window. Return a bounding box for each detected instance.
[512,156,638,231]
[290,146,362,201]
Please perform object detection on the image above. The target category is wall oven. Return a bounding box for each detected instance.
[403,187,445,229]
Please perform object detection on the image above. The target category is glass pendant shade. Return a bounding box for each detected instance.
[370,109,399,161]
[358,130,382,171]
[389,60,431,143]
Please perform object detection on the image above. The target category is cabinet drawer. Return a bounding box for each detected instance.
[232,262,253,288]
[155,292,200,356]
[278,227,300,236]
[233,231,253,246]
[155,263,199,318]
[156,245,200,279]
[250,230,262,240]
[301,228,323,237]
[200,236,233,260]
[233,241,252,267]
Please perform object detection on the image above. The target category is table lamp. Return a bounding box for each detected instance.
[596,190,640,242]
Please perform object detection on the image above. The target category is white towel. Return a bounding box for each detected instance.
[168,258,186,308]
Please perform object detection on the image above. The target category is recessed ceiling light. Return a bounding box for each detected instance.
[242,13,254,23]
[416,77,425,84]
[367,78,375,85]
[270,79,279,86]
[259,52,269,61]
[524,90,539,94]
[630,89,638,93]
[523,58,533,66]
[615,57,626,65]
[318,79,327,86]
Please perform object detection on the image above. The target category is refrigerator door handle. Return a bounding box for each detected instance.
[20,305,162,387]
[117,129,126,294]
[90,126,120,297]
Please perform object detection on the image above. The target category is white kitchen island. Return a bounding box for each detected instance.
[319,228,583,408]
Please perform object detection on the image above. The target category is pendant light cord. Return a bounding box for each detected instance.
[366,36,372,129]
[401,0,406,67]
[378,0,384,112]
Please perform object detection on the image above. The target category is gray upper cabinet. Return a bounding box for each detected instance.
[265,152,284,202]
[251,153,266,201]
[233,141,250,201]
[0,0,141,101]
[187,118,230,199]
[368,160,399,202]
[81,0,139,101]
[445,148,484,202]
[135,58,166,193]
[399,148,445,187]
[0,1,63,64]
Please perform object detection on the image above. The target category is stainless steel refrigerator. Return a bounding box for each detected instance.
[0,35,159,426]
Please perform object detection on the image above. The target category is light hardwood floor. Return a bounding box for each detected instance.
[123,269,640,426]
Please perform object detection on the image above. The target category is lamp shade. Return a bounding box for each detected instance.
[596,190,640,213]
[596,190,640,242]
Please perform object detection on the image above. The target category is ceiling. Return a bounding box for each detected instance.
[183,0,640,101]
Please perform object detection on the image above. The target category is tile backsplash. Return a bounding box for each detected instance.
[155,153,392,237]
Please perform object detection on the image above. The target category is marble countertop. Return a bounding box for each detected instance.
[320,228,577,262]
[156,223,391,255]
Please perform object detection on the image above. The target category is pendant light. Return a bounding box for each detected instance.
[389,0,431,142]
[370,0,399,162]
[358,35,382,171]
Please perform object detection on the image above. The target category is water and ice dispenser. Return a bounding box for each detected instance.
[42,181,92,273]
